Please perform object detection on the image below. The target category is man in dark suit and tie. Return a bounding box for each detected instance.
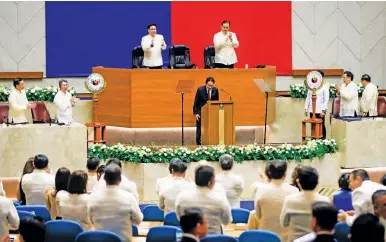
[193,77,219,145]
[179,208,208,242]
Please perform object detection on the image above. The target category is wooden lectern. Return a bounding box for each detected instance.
[201,101,235,145]
[302,94,323,142]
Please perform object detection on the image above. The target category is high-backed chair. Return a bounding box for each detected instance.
[231,208,250,223]
[0,103,9,124]
[377,96,386,117]
[146,225,181,242]
[45,220,84,242]
[204,46,215,69]
[31,102,55,124]
[164,211,180,227]
[76,231,122,242]
[168,45,196,69]
[330,97,341,123]
[132,46,145,69]
[238,230,280,242]
[142,205,164,221]
[16,205,51,222]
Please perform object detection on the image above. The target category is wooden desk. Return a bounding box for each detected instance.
[94,67,276,128]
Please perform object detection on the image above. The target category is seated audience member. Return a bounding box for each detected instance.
[179,208,208,242]
[176,165,232,234]
[96,164,105,181]
[331,172,353,211]
[44,167,71,220]
[0,195,19,236]
[380,174,386,186]
[22,154,55,205]
[89,164,143,242]
[56,170,92,230]
[215,154,244,208]
[342,169,386,225]
[254,160,298,240]
[350,213,384,242]
[159,160,192,214]
[291,164,303,191]
[93,158,139,201]
[294,202,338,242]
[250,162,272,200]
[280,166,329,242]
[17,158,34,205]
[86,157,100,192]
[156,158,180,195]
[195,160,226,195]
[19,216,46,242]
[372,190,386,235]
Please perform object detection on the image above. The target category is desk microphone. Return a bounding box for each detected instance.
[220,89,232,101]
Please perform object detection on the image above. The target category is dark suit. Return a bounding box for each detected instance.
[313,234,336,242]
[178,236,199,242]
[193,86,219,145]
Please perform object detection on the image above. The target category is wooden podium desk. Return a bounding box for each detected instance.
[93,67,276,128]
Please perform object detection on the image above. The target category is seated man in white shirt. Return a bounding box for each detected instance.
[0,195,19,236]
[305,70,329,139]
[335,71,359,117]
[8,78,36,124]
[89,164,143,242]
[159,160,192,214]
[141,23,167,69]
[21,154,55,205]
[93,158,139,201]
[86,157,100,193]
[360,74,378,117]
[215,154,244,208]
[213,20,239,69]
[179,208,208,242]
[54,79,77,125]
[156,158,180,196]
[280,166,329,242]
[176,165,232,234]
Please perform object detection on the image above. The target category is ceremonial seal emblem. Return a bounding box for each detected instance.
[85,73,106,94]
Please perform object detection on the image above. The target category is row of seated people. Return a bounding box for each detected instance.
[1,154,386,242]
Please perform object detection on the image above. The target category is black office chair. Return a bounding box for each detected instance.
[132,46,145,69]
[168,45,196,69]
[204,46,215,69]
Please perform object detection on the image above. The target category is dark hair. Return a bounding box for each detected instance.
[169,158,181,174]
[291,164,303,190]
[20,158,35,205]
[147,24,156,29]
[338,173,351,191]
[351,169,370,181]
[97,164,106,180]
[219,154,233,171]
[264,162,271,180]
[106,158,122,168]
[268,160,287,179]
[205,77,215,84]
[13,78,23,88]
[87,157,100,171]
[104,164,122,186]
[33,154,49,169]
[180,208,205,234]
[19,216,46,242]
[173,161,187,174]
[317,70,325,78]
[312,202,338,230]
[361,74,371,82]
[298,166,319,191]
[351,213,384,242]
[344,71,354,81]
[381,174,386,186]
[55,167,71,192]
[372,190,386,206]
[195,166,214,187]
[58,79,68,88]
[67,170,88,194]
[222,20,231,26]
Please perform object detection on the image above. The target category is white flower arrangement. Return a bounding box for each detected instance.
[88,139,339,163]
[289,83,364,99]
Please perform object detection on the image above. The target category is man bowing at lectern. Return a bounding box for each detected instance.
[193,77,219,145]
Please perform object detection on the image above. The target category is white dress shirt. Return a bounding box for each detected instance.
[176,186,232,234]
[251,181,271,200]
[87,173,98,193]
[213,31,239,65]
[346,180,386,226]
[88,185,143,242]
[280,190,329,242]
[56,191,93,230]
[255,180,299,241]
[156,175,173,196]
[93,175,139,202]
[54,91,74,124]
[158,177,194,214]
[339,82,359,117]
[216,171,244,208]
[0,196,19,236]
[0,182,6,197]
[360,82,378,116]
[304,85,329,114]
[141,34,166,67]
[8,89,29,123]
[21,169,55,205]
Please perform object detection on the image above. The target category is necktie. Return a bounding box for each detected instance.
[208,89,211,100]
